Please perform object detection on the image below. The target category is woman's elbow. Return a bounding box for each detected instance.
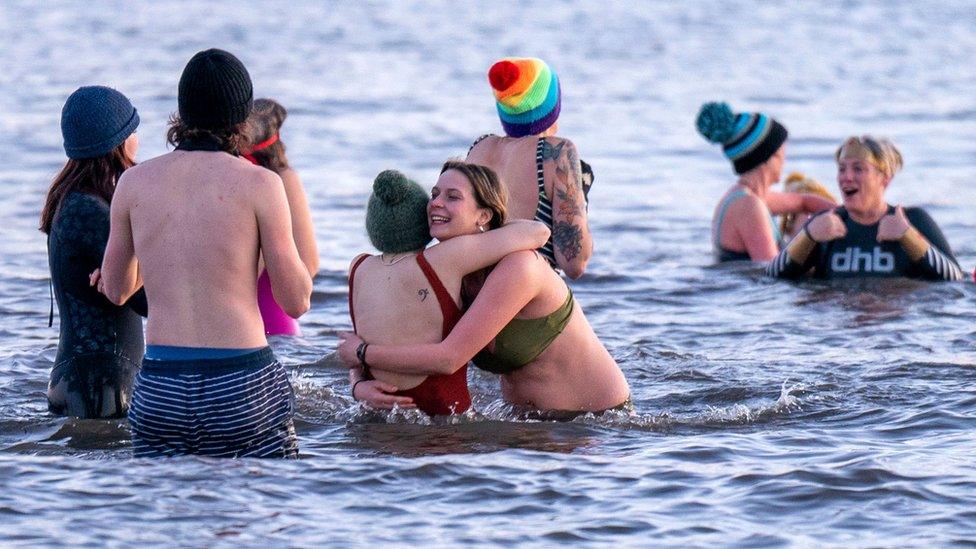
[561,258,588,279]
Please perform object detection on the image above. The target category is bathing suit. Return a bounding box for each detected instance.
[128,347,298,458]
[348,252,471,416]
[713,189,782,262]
[47,191,148,418]
[766,206,965,280]
[257,270,301,336]
[468,134,593,270]
[472,289,575,375]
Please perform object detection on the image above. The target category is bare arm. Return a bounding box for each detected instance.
[255,170,313,317]
[100,175,142,305]
[424,219,550,277]
[338,251,543,375]
[280,169,320,279]
[734,196,780,262]
[543,138,592,278]
[766,191,836,216]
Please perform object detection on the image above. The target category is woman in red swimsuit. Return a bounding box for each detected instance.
[346,164,548,415]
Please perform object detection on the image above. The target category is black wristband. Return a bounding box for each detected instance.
[802,223,817,243]
[356,342,369,366]
[351,379,366,401]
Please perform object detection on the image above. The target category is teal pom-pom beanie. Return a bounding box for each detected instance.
[365,170,433,253]
[696,101,788,174]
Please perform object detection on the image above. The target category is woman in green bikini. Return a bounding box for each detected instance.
[339,161,630,415]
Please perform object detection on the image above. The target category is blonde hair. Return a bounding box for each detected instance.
[779,172,836,237]
[439,160,508,229]
[835,135,903,178]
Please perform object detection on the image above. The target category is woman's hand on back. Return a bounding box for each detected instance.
[353,380,416,409]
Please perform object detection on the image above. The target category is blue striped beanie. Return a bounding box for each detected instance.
[695,102,788,174]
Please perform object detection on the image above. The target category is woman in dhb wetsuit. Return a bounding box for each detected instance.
[344,166,550,415]
[339,162,630,417]
[40,86,146,418]
[466,57,593,279]
[696,102,836,262]
[241,99,319,336]
[766,135,964,280]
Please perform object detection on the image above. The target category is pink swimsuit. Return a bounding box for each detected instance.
[258,269,301,336]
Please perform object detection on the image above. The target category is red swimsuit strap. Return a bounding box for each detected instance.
[415,251,461,337]
[347,254,371,332]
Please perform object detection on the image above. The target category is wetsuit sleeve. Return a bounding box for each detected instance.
[904,207,965,281]
[765,219,821,279]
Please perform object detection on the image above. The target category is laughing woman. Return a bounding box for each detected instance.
[340,161,630,417]
[766,135,964,280]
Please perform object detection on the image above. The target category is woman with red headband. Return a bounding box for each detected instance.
[243,98,319,335]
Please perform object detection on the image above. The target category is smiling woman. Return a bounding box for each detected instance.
[766,135,965,280]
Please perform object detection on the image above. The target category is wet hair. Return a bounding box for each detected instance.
[245,98,290,173]
[165,113,249,155]
[835,135,903,179]
[40,142,134,234]
[439,160,508,229]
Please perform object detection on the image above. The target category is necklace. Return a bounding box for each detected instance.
[380,253,412,266]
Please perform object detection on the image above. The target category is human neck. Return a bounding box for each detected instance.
[846,202,889,225]
[736,170,769,197]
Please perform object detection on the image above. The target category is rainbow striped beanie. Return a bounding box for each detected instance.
[488,58,561,137]
[695,102,788,174]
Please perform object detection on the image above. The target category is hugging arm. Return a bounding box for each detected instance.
[340,251,541,376]
[425,219,549,275]
[765,191,836,216]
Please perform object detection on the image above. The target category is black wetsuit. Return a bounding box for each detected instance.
[766,205,964,281]
[47,191,147,418]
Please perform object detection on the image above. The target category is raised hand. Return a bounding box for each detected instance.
[877,205,911,242]
[805,211,847,243]
[353,380,416,409]
[337,331,364,368]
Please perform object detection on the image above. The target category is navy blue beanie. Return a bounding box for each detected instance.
[61,86,139,159]
[178,49,253,130]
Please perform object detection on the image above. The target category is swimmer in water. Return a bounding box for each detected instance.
[466,57,592,278]
[766,135,964,280]
[100,49,311,458]
[339,161,630,417]
[345,168,550,416]
[696,102,836,262]
[40,85,145,419]
[242,99,319,336]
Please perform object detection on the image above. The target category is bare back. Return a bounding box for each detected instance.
[467,136,541,220]
[122,150,297,347]
[350,253,462,390]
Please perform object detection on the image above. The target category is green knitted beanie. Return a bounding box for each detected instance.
[366,169,432,253]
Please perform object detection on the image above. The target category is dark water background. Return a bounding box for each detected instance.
[1,1,974,545]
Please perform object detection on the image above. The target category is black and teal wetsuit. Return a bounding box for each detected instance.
[47,191,147,418]
[766,205,964,280]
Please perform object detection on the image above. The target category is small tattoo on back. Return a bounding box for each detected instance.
[418,289,429,302]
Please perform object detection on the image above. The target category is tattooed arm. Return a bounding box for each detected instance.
[542,137,592,278]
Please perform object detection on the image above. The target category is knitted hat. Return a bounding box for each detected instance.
[696,102,788,174]
[178,48,253,130]
[61,86,139,159]
[489,57,561,137]
[366,170,433,253]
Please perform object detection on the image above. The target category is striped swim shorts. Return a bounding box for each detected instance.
[128,347,299,458]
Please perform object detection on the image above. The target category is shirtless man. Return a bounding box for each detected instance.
[99,49,312,458]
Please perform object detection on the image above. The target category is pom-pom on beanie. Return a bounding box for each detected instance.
[366,170,433,254]
[61,86,139,159]
[178,48,253,130]
[489,57,561,138]
[696,102,788,174]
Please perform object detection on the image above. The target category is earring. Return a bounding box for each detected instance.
[478,225,486,233]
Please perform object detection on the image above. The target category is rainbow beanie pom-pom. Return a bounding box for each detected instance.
[488,57,561,137]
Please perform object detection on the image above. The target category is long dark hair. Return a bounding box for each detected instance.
[165,113,249,155]
[39,143,134,234]
[245,98,290,173]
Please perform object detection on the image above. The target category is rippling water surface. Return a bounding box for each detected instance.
[1,1,975,545]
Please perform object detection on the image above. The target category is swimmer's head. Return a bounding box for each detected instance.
[243,99,289,172]
[167,48,253,155]
[438,160,508,231]
[835,136,903,179]
[489,58,561,138]
[366,170,433,253]
[695,102,788,175]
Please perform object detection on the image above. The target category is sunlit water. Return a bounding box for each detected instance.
[1,1,974,545]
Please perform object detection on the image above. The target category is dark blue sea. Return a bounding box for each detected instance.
[1,1,974,545]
